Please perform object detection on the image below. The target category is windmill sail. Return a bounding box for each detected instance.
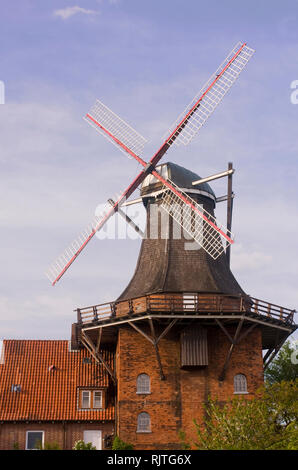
[46,202,112,285]
[47,41,254,284]
[85,100,148,158]
[166,42,255,146]
[158,179,234,259]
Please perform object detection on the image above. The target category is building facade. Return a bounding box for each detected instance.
[0,340,114,450]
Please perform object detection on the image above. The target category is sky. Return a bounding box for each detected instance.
[0,0,298,342]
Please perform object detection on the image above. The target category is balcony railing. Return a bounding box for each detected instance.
[76,293,296,327]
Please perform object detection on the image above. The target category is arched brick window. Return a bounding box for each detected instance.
[136,373,150,394]
[137,412,151,433]
[234,373,248,393]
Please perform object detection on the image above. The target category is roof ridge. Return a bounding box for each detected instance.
[3,339,68,342]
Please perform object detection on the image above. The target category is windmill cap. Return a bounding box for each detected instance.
[141,162,216,203]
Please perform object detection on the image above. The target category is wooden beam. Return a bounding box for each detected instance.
[219,317,244,381]
[156,319,178,344]
[236,323,258,344]
[128,321,154,345]
[263,333,284,370]
[226,162,234,267]
[264,345,283,370]
[148,319,165,381]
[215,319,234,343]
[263,348,274,364]
[95,327,102,354]
[108,198,144,237]
[82,313,294,333]
[81,331,116,384]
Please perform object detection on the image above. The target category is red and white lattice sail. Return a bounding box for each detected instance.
[46,42,255,285]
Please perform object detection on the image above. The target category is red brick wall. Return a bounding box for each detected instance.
[0,421,114,450]
[180,325,264,446]
[116,323,264,450]
[116,325,181,450]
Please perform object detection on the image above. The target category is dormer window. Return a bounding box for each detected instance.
[78,389,104,410]
[81,391,91,409]
[93,391,103,409]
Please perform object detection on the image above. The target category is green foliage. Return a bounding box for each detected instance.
[73,440,97,450]
[12,442,20,450]
[185,380,298,450]
[178,430,191,450]
[265,341,298,384]
[36,440,61,450]
[112,435,134,450]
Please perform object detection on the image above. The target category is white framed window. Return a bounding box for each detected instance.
[83,430,102,450]
[82,390,91,408]
[234,374,248,394]
[79,389,104,409]
[93,391,103,409]
[136,374,150,394]
[26,431,44,450]
[137,412,151,433]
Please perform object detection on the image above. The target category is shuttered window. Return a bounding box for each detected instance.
[180,325,208,367]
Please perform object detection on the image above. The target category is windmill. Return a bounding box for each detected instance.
[46,42,255,286]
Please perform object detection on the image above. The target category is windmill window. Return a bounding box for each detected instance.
[234,374,248,394]
[136,374,150,394]
[137,412,151,433]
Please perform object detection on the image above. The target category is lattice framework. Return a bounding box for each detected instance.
[85,99,148,158]
[166,42,255,146]
[159,180,234,259]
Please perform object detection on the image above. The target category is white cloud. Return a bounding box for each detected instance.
[231,244,273,272]
[54,6,99,20]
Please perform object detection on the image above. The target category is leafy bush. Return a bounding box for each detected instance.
[73,440,96,450]
[112,436,134,450]
[36,440,61,450]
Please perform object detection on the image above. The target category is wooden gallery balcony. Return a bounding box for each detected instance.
[72,293,297,359]
[75,293,296,334]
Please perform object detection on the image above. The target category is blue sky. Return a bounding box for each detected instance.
[0,0,298,340]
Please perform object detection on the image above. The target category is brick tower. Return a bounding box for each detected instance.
[72,163,297,450]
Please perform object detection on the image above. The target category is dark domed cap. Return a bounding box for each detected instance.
[141,162,216,203]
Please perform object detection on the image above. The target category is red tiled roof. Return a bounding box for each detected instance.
[0,340,114,421]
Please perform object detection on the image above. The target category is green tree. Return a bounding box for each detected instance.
[182,380,298,450]
[265,341,298,384]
